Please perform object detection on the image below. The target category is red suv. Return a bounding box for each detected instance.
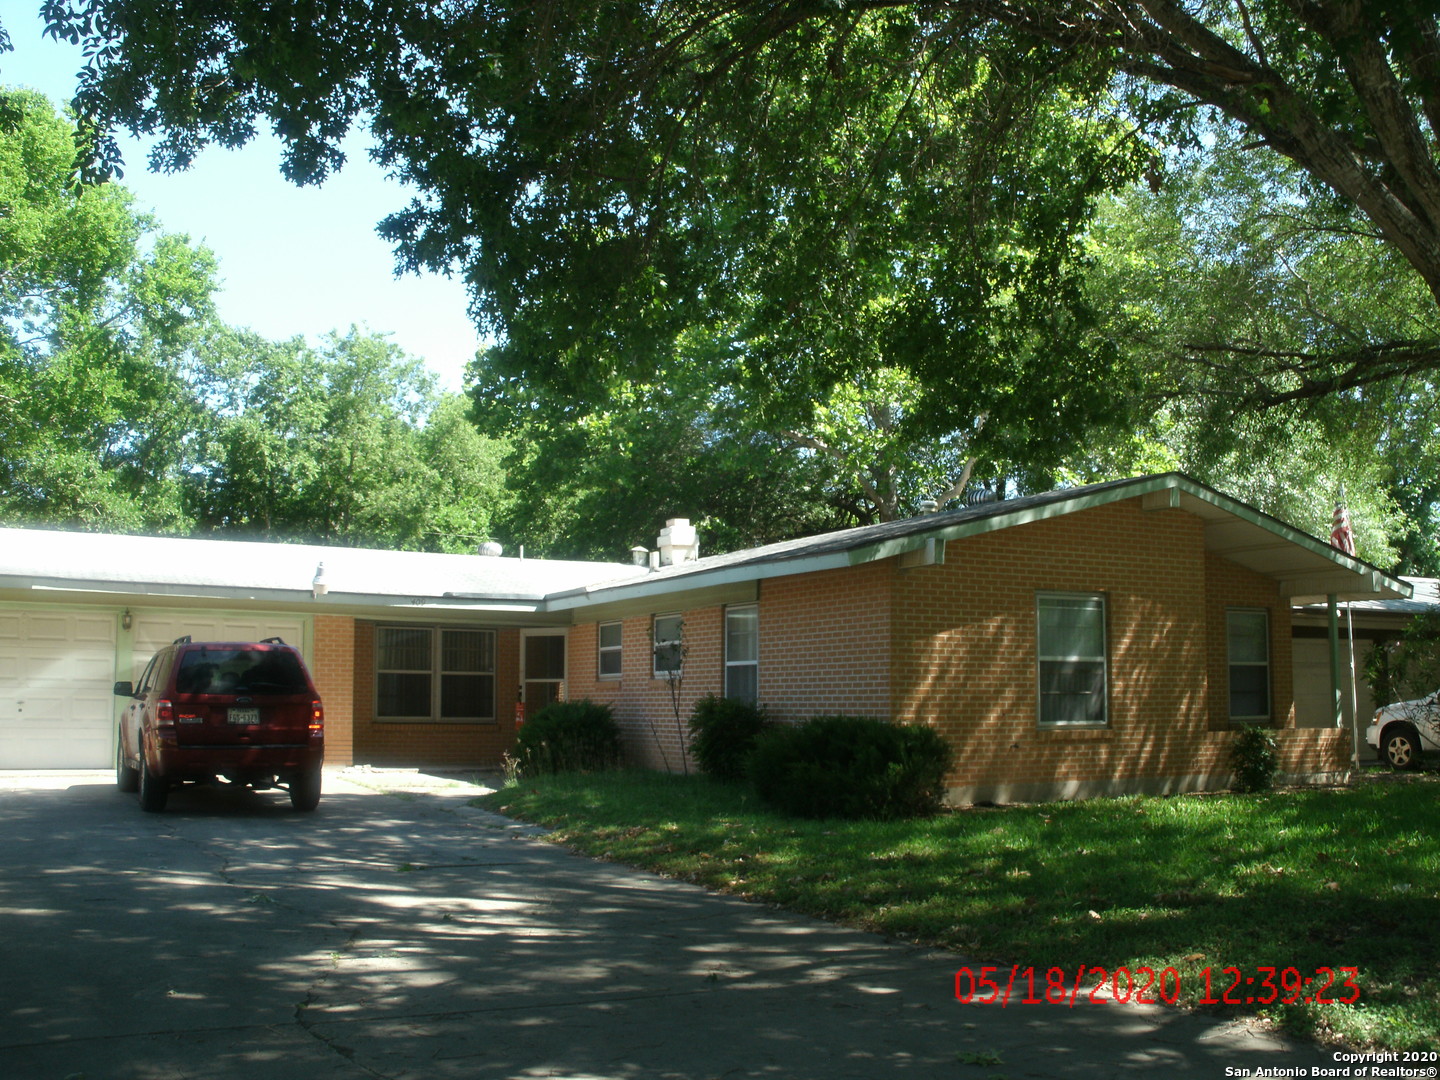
[114,636,325,812]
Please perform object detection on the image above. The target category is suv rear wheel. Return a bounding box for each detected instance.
[289,767,322,812]
[138,755,169,812]
[116,739,139,793]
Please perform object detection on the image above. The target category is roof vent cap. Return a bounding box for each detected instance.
[657,518,699,566]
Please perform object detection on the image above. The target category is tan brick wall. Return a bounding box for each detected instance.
[757,562,893,722]
[349,621,522,768]
[337,496,1348,794]
[886,497,1339,801]
[312,615,355,765]
[889,499,1205,799]
[568,608,724,771]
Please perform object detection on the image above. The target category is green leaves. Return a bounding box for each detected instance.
[0,90,509,548]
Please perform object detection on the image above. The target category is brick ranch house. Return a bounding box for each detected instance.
[0,473,1412,802]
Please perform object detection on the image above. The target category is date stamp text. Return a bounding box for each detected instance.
[953,964,1363,1008]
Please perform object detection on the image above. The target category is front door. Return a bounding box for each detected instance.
[521,630,566,718]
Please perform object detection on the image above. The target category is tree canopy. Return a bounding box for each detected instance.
[5,5,1439,569]
[0,87,511,550]
[12,0,1440,411]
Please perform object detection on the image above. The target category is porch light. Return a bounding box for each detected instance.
[312,562,329,599]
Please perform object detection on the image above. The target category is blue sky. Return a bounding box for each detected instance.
[0,10,482,392]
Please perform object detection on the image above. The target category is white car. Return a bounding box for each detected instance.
[1366,691,1440,770]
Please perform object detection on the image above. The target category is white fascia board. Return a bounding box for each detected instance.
[7,576,551,616]
[544,551,856,612]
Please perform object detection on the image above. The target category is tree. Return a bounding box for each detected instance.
[471,345,849,561]
[0,89,513,547]
[1077,129,1437,573]
[194,327,509,551]
[0,87,218,530]
[15,1,1440,409]
[16,1,1149,466]
[784,368,986,523]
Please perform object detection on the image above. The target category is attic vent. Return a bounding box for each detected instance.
[477,541,504,557]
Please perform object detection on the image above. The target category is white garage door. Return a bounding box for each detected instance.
[125,613,308,685]
[0,609,119,769]
[1293,636,1375,729]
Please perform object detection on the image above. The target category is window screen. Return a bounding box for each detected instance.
[598,622,623,678]
[1037,594,1107,726]
[725,606,759,703]
[1227,610,1271,721]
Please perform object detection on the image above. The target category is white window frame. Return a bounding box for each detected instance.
[653,613,684,678]
[1036,592,1108,727]
[597,621,623,680]
[375,626,496,723]
[724,604,759,703]
[1226,608,1272,723]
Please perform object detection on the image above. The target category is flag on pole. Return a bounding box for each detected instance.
[1331,489,1356,556]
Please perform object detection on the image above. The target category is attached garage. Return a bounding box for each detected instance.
[0,603,314,770]
[0,524,632,771]
[0,606,119,769]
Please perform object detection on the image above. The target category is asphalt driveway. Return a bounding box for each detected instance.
[0,768,1342,1079]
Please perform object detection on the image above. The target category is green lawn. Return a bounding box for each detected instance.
[474,769,1440,1051]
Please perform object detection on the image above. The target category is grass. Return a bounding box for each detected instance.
[474,769,1440,1051]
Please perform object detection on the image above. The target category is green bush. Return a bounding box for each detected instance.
[749,714,952,819]
[514,700,622,776]
[1229,724,1279,793]
[688,695,772,782]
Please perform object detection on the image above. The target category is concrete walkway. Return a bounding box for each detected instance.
[0,768,1351,1078]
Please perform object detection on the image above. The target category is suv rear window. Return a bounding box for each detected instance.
[175,649,310,695]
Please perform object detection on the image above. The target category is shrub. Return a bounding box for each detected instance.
[748,714,952,819]
[514,700,622,776]
[688,695,772,782]
[1229,724,1279,793]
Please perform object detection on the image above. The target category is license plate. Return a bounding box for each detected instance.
[228,708,260,725]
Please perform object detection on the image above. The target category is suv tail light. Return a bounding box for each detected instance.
[155,699,177,746]
[309,700,324,736]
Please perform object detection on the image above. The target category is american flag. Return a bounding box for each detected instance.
[1331,493,1356,556]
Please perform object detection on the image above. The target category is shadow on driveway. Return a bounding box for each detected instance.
[0,769,1340,1079]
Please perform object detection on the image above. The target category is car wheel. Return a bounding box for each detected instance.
[289,767,321,812]
[116,737,139,793]
[138,755,169,812]
[1381,723,1422,771]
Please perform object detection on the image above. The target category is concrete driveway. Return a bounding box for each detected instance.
[0,768,1342,1079]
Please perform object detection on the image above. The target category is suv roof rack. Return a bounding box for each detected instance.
[260,636,287,645]
[172,635,192,644]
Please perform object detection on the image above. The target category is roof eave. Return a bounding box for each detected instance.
[543,551,857,611]
[553,473,1410,608]
[3,576,552,615]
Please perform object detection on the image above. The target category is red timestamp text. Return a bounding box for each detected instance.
[953,965,1361,1008]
